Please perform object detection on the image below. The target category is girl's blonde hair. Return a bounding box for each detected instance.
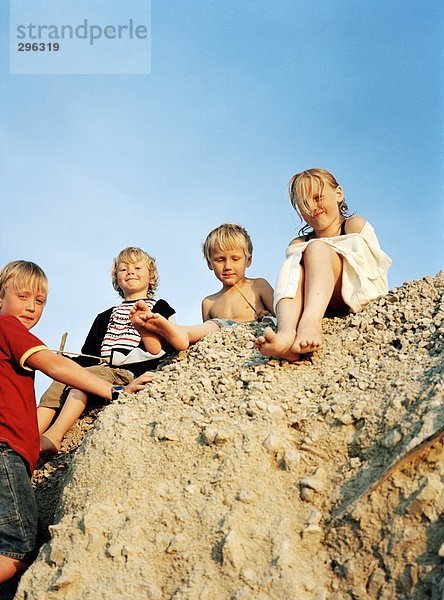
[203,223,253,262]
[288,168,351,236]
[0,260,48,299]
[111,247,159,299]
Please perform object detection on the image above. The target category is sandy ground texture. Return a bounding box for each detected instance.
[11,273,444,600]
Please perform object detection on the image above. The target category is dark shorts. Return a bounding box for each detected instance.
[0,443,38,563]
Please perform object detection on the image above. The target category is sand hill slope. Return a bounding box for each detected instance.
[15,273,444,600]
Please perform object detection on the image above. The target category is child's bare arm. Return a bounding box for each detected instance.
[201,296,213,322]
[27,350,151,399]
[26,350,114,400]
[257,278,275,317]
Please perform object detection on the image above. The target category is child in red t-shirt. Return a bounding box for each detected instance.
[0,261,152,590]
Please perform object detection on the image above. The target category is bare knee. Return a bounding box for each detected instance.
[303,239,334,258]
[37,406,56,434]
[68,389,88,402]
[303,241,342,271]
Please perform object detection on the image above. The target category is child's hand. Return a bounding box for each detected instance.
[124,372,154,394]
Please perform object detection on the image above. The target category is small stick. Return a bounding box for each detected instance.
[234,282,257,314]
[59,332,68,353]
[329,426,444,525]
[51,349,104,362]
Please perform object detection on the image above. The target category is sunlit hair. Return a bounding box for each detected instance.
[0,260,48,300]
[111,247,159,299]
[203,223,253,262]
[288,168,351,236]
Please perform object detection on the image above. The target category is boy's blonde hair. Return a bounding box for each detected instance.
[0,260,48,299]
[111,247,159,299]
[288,168,350,235]
[203,224,253,262]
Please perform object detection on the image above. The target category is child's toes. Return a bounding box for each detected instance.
[255,336,265,347]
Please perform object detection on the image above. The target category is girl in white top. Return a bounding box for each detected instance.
[255,168,391,361]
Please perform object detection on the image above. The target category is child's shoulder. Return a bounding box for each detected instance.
[288,235,306,247]
[202,290,223,304]
[203,288,223,300]
[0,313,29,332]
[248,277,272,289]
[344,215,366,233]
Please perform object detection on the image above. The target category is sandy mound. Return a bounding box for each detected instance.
[14,273,444,599]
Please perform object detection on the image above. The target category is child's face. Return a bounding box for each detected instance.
[208,246,252,287]
[116,261,153,300]
[0,285,46,329]
[299,179,343,233]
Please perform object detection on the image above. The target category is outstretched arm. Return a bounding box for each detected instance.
[27,350,151,400]
[27,350,114,400]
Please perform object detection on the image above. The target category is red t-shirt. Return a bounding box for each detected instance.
[0,314,47,472]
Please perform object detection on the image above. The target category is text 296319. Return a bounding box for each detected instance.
[18,42,60,51]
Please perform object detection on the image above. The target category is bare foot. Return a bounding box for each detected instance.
[40,434,61,454]
[131,311,190,351]
[255,327,301,362]
[131,310,162,329]
[291,315,322,354]
[130,300,160,326]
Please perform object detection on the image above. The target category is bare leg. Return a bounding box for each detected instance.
[0,555,27,583]
[40,389,88,454]
[130,301,175,354]
[255,266,304,361]
[127,301,163,355]
[291,241,343,354]
[37,379,67,433]
[131,304,219,351]
[37,406,56,434]
[141,331,164,355]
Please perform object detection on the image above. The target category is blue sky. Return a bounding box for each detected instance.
[1,0,443,396]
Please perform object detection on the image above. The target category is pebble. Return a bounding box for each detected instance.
[300,486,315,502]
[236,489,256,504]
[262,433,283,452]
[282,449,301,470]
[302,524,322,536]
[381,429,403,448]
[337,413,354,426]
[300,468,327,493]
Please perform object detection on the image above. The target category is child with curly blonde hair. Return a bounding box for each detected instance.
[37,247,175,454]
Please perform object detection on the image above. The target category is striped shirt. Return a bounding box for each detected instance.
[100,298,155,361]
